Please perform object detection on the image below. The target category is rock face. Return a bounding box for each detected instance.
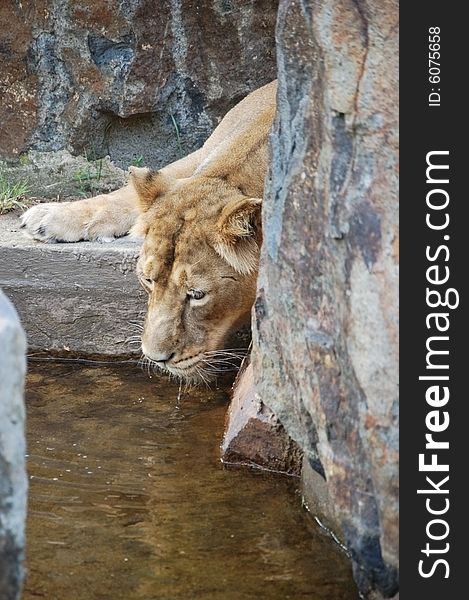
[0,290,28,600]
[252,1,398,598]
[0,0,277,169]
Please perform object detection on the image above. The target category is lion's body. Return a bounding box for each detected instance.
[20,81,277,380]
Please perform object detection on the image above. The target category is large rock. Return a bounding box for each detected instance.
[252,1,398,598]
[0,0,277,170]
[0,290,27,600]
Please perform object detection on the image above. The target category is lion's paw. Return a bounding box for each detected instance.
[20,202,85,242]
[19,202,119,243]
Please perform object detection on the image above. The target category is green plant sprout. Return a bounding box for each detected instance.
[0,172,29,214]
[169,113,184,158]
[132,155,145,167]
[74,156,104,197]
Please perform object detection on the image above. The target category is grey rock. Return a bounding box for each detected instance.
[301,456,345,545]
[0,290,27,600]
[252,1,398,598]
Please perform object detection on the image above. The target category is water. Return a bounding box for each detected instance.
[23,362,358,600]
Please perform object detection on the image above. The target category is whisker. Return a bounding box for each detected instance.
[194,364,213,389]
[203,352,244,359]
[202,356,242,364]
[124,336,142,346]
[205,347,248,351]
[202,366,236,375]
[203,351,247,359]
[201,361,240,372]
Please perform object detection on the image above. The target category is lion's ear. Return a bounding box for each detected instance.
[214,197,262,274]
[128,167,174,212]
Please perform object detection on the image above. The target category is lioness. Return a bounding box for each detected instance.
[20,81,277,381]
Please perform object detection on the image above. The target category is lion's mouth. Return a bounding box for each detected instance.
[146,353,206,382]
[167,355,217,383]
[142,349,247,383]
[170,354,204,371]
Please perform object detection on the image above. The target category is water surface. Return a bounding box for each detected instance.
[24,362,358,600]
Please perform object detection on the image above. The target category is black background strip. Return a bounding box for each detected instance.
[400,3,466,597]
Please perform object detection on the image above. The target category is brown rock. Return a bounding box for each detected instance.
[221,363,303,475]
[252,0,398,597]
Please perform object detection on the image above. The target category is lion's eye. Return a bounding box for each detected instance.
[187,289,206,301]
[140,277,154,291]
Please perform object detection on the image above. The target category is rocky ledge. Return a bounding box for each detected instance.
[0,212,145,357]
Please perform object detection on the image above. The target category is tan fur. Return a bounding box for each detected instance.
[20,81,277,380]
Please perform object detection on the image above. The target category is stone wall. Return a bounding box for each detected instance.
[252,0,398,598]
[0,291,28,600]
[0,0,278,170]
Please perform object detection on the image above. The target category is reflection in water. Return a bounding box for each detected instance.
[24,363,358,600]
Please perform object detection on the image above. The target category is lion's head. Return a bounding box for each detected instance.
[130,167,262,382]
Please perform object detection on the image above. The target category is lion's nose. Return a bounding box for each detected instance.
[141,341,175,364]
[152,352,175,363]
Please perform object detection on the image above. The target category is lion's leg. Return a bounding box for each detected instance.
[19,146,210,243]
[20,87,273,244]
[158,146,210,180]
[20,184,140,243]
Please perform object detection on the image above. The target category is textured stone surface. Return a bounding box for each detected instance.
[252,1,398,598]
[0,0,277,170]
[0,290,27,600]
[0,212,145,357]
[301,456,344,544]
[221,363,303,475]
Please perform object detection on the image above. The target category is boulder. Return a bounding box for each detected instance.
[300,455,344,544]
[0,290,28,600]
[252,0,398,597]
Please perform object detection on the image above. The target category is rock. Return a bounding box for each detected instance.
[0,212,145,357]
[0,0,278,170]
[252,0,398,598]
[301,455,344,544]
[221,363,303,475]
[0,290,27,600]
